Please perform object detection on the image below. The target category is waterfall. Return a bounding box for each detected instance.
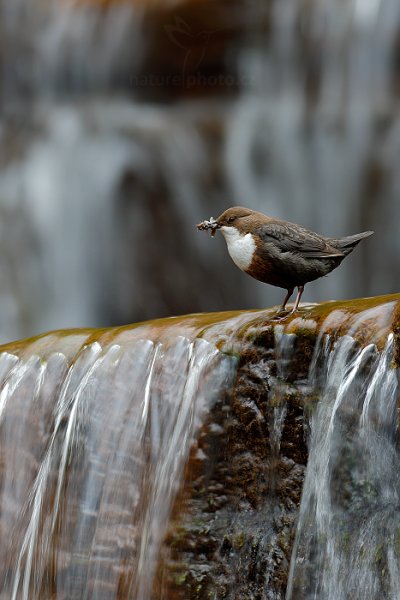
[0,325,236,600]
[0,297,398,598]
[287,318,400,598]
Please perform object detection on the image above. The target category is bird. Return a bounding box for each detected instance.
[197,206,373,314]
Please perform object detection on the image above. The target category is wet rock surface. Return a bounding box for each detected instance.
[0,295,399,599]
[154,296,400,599]
[156,326,315,599]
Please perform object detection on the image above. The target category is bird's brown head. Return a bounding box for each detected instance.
[215,206,273,235]
[215,206,252,228]
[197,206,270,237]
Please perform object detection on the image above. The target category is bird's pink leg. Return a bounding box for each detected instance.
[281,288,294,311]
[290,285,304,313]
[273,286,303,321]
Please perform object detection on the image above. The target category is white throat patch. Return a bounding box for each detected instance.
[220,226,256,272]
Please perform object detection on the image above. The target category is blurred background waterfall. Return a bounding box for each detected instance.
[0,0,399,343]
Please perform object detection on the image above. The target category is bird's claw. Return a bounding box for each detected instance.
[271,306,301,321]
[271,311,291,322]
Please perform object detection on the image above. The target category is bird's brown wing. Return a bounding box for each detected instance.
[256,221,344,258]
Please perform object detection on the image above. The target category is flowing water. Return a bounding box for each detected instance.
[0,324,237,600]
[287,317,400,599]
[0,299,398,599]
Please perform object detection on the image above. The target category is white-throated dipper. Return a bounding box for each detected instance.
[197,207,373,313]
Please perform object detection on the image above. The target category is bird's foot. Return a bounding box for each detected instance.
[271,305,305,322]
[271,307,291,321]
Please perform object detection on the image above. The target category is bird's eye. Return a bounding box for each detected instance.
[228,216,236,223]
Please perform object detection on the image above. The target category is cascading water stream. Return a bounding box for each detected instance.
[287,326,400,599]
[0,328,236,600]
[0,298,398,599]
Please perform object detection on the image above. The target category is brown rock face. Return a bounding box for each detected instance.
[153,295,400,599]
[155,325,312,599]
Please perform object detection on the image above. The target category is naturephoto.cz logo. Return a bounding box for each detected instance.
[131,16,252,90]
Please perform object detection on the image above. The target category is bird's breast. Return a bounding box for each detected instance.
[220,227,256,272]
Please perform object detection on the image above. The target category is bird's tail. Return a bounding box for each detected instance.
[328,231,374,256]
